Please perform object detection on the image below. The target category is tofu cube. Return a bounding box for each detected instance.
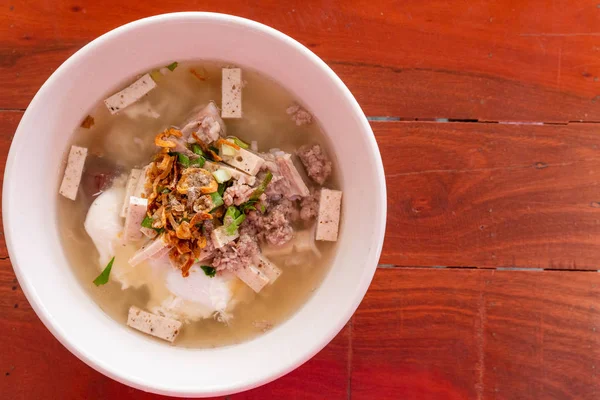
[133,164,150,198]
[120,169,142,218]
[151,244,172,260]
[211,226,239,249]
[140,227,158,239]
[59,145,88,200]
[257,255,282,283]
[129,235,171,266]
[204,161,256,185]
[123,196,148,242]
[221,147,265,176]
[127,306,181,342]
[315,188,342,241]
[235,265,270,293]
[104,73,157,114]
[221,68,242,118]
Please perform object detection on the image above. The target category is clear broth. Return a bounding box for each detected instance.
[57,61,339,348]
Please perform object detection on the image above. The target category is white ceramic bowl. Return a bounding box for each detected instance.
[3,12,386,397]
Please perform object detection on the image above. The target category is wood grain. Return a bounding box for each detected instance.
[377,121,600,269]
[351,268,600,400]
[0,257,350,399]
[3,2,600,397]
[0,111,17,258]
[3,112,600,269]
[2,1,600,121]
[4,262,600,399]
[230,328,349,400]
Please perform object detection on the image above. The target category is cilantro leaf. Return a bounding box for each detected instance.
[200,265,216,278]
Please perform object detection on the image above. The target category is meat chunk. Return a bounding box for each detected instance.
[297,144,332,185]
[262,228,322,259]
[261,204,295,246]
[239,210,261,237]
[180,102,226,143]
[127,306,181,342]
[222,68,242,118]
[59,145,88,200]
[240,199,298,246]
[212,234,260,272]
[262,169,287,201]
[104,73,156,114]
[300,188,320,221]
[276,154,310,197]
[286,103,313,126]
[172,137,198,158]
[260,152,309,199]
[274,198,300,222]
[223,182,254,206]
[315,188,342,241]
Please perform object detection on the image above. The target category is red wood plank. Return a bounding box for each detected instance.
[3,113,600,268]
[482,269,600,399]
[230,328,349,400]
[0,259,349,399]
[351,268,600,400]
[0,111,18,258]
[2,1,600,121]
[377,121,600,269]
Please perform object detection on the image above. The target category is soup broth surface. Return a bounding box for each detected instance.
[57,61,339,347]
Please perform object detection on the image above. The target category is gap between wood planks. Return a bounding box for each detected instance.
[377,264,600,272]
[367,116,600,125]
[3,109,600,125]
[3,111,600,272]
[2,253,594,272]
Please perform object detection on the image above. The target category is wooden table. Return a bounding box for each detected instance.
[2,1,600,399]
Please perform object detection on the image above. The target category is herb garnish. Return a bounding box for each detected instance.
[141,216,164,233]
[228,136,249,149]
[93,257,115,286]
[200,265,216,278]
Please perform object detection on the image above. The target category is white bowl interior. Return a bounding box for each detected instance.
[3,13,386,397]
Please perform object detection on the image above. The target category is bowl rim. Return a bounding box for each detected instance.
[3,11,387,396]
